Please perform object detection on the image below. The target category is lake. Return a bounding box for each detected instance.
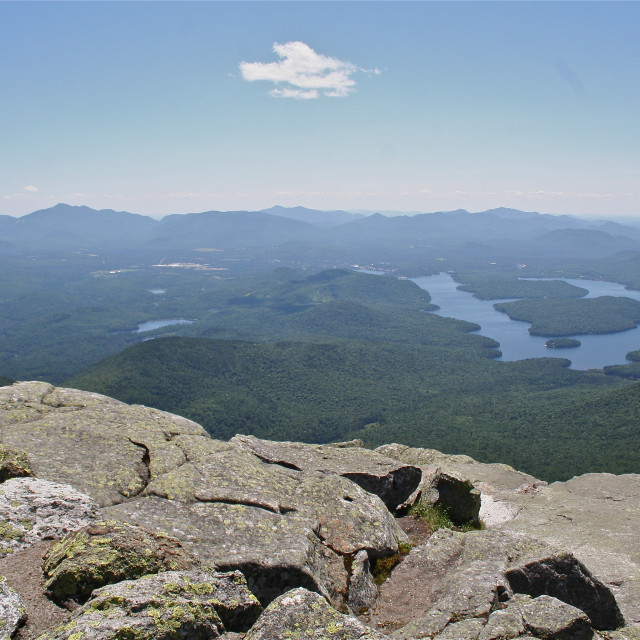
[134,319,193,333]
[411,273,640,370]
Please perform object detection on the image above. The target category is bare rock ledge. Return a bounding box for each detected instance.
[0,381,638,639]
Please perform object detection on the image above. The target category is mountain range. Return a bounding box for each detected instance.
[3,204,640,261]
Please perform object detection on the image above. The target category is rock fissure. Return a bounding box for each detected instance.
[125,439,152,499]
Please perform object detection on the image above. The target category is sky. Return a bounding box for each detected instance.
[1,1,639,218]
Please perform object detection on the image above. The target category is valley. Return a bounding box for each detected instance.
[2,204,640,482]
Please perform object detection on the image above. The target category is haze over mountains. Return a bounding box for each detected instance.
[3,203,640,261]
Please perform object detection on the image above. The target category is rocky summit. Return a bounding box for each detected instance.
[0,382,639,640]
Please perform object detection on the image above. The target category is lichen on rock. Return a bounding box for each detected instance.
[43,521,199,607]
[244,587,388,640]
[0,445,33,483]
[38,569,261,640]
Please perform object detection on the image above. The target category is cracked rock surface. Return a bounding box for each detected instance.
[0,383,206,507]
[2,382,640,640]
[0,382,406,610]
[232,435,422,510]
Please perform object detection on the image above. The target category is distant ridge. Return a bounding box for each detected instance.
[2,202,640,261]
[260,205,364,227]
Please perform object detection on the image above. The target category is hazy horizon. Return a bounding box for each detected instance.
[2,2,638,218]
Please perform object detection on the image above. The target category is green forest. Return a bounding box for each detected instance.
[494,296,640,336]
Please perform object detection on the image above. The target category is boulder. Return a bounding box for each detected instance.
[474,593,593,640]
[0,478,101,557]
[407,468,481,525]
[232,435,422,510]
[375,443,540,526]
[0,575,26,639]
[0,445,32,483]
[374,529,621,638]
[244,587,389,640]
[43,521,198,607]
[39,569,262,640]
[519,594,593,640]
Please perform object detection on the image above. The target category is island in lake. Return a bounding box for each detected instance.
[545,338,581,349]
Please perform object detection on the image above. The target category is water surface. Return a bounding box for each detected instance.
[411,273,640,370]
[134,319,193,333]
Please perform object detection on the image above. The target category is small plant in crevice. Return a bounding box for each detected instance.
[409,500,483,533]
[371,542,413,586]
[409,501,454,531]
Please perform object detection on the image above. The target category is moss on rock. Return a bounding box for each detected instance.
[44,521,198,607]
[0,444,33,483]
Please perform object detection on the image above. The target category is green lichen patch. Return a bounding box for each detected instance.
[44,521,198,606]
[0,445,33,482]
[39,569,262,640]
[0,521,25,542]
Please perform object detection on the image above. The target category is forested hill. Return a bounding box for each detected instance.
[66,335,632,482]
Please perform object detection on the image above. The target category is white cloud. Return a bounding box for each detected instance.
[240,41,375,99]
[23,185,39,192]
[270,87,318,100]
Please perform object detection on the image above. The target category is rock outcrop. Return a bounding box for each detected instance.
[375,528,622,636]
[0,381,639,640]
[378,443,640,625]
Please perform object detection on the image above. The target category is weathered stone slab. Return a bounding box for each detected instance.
[0,382,207,507]
[0,575,26,640]
[377,529,621,639]
[232,435,421,510]
[39,569,261,640]
[0,478,101,557]
[104,496,348,607]
[244,587,389,640]
[0,384,408,613]
[501,473,640,626]
[43,521,198,606]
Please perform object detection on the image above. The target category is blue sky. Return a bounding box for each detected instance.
[1,1,638,218]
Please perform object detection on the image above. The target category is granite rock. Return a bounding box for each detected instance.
[0,478,101,557]
[39,569,261,640]
[244,587,389,640]
[43,521,198,607]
